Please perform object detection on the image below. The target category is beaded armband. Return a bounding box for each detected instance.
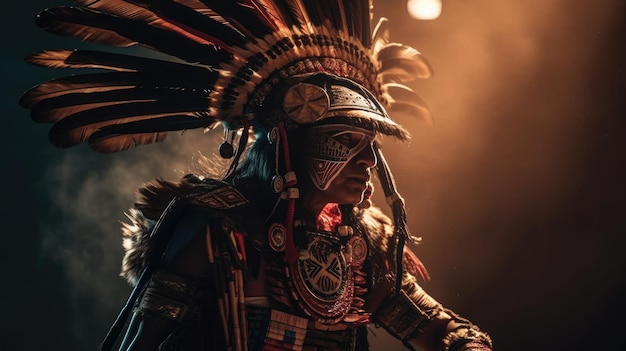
[374,276,443,340]
[137,270,207,324]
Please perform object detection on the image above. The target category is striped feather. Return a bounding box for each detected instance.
[377,43,433,83]
[272,0,311,30]
[20,70,216,108]
[372,17,390,54]
[30,87,211,123]
[197,0,275,39]
[48,97,213,148]
[74,0,247,48]
[88,115,213,152]
[385,83,433,124]
[37,6,231,65]
[25,49,219,75]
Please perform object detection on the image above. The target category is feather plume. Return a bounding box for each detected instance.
[237,0,284,31]
[300,0,325,27]
[275,0,311,28]
[342,0,371,47]
[377,43,433,83]
[257,0,298,28]
[88,115,212,152]
[371,17,390,54]
[47,97,212,148]
[25,49,219,75]
[92,130,168,153]
[74,0,246,48]
[20,70,216,108]
[30,87,211,123]
[37,6,230,65]
[385,83,433,124]
[36,6,134,47]
[196,0,274,39]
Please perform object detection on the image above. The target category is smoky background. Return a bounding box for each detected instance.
[2,0,624,350]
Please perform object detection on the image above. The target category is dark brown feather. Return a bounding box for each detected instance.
[88,115,213,152]
[30,87,211,123]
[74,0,247,48]
[20,70,216,108]
[47,98,212,148]
[25,49,219,75]
[198,0,274,38]
[37,6,231,65]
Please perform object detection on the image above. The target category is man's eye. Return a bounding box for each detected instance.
[335,133,354,146]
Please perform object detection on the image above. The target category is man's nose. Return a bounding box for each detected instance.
[356,142,377,168]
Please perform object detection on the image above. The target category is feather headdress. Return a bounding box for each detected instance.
[21,0,432,153]
[21,3,434,345]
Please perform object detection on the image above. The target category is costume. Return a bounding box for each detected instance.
[20,1,492,350]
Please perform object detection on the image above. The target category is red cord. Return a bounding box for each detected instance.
[278,123,299,263]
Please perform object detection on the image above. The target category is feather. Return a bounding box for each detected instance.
[197,0,274,39]
[92,129,169,153]
[371,17,390,54]
[25,49,218,75]
[74,0,246,48]
[20,70,217,108]
[275,0,311,28]
[237,0,285,31]
[47,98,213,148]
[385,83,433,124]
[36,6,231,65]
[300,0,325,27]
[377,43,433,83]
[88,115,213,152]
[257,0,298,28]
[342,0,371,47]
[30,87,211,123]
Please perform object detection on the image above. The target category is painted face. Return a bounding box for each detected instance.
[306,124,377,205]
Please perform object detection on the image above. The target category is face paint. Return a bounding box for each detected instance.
[306,124,376,191]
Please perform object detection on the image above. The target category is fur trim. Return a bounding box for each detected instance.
[120,174,205,285]
[357,206,430,283]
[120,208,155,285]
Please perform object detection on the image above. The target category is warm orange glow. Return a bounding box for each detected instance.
[407,0,442,20]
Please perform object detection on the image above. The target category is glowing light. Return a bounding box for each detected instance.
[407,0,442,20]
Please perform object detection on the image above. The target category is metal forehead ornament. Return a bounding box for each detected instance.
[283,83,330,124]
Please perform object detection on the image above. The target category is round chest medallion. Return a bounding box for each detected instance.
[288,233,354,322]
[297,236,347,301]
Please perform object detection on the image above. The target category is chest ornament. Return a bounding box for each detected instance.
[268,223,370,325]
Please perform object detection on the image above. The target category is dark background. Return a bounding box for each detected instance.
[2,1,625,350]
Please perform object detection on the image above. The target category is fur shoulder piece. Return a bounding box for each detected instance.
[357,206,430,283]
[120,174,250,285]
[357,206,394,251]
[136,174,249,221]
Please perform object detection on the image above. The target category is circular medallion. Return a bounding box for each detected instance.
[267,127,279,144]
[283,83,330,124]
[288,233,355,323]
[296,236,347,301]
[272,175,284,193]
[349,236,368,266]
[268,223,286,252]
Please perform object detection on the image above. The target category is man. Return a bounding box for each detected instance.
[21,1,492,350]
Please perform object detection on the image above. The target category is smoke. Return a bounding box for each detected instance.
[37,129,221,346]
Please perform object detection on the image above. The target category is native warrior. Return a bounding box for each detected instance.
[21,1,492,351]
